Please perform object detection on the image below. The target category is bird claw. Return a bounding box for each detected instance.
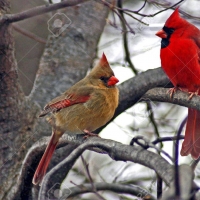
[167,87,179,98]
[188,89,199,100]
[83,129,100,138]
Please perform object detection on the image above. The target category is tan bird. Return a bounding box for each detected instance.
[32,53,119,185]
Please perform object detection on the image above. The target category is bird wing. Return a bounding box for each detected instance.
[39,87,92,117]
[190,28,200,61]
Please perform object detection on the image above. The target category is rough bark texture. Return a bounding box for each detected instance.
[0,1,109,199]
[0,1,39,199]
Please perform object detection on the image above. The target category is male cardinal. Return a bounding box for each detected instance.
[32,53,119,185]
[156,8,200,159]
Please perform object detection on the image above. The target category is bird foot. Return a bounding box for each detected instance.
[188,89,199,100]
[167,87,183,98]
[83,129,100,138]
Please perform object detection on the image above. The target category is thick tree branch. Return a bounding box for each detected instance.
[116,68,171,117]
[97,67,172,132]
[143,87,200,111]
[161,165,194,200]
[1,0,89,24]
[68,182,156,200]
[38,135,173,199]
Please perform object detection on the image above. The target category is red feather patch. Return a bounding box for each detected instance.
[39,95,90,117]
[100,53,109,67]
[48,95,90,110]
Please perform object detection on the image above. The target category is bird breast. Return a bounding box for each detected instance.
[54,87,119,133]
[161,38,200,91]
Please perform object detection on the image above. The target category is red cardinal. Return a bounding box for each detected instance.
[156,8,200,159]
[32,53,119,185]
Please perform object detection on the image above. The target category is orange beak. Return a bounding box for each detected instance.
[156,29,167,38]
[107,76,119,86]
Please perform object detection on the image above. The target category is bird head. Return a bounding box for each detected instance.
[88,53,119,88]
[155,8,190,48]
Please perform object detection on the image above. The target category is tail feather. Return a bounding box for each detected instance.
[181,108,200,159]
[32,131,59,185]
[194,110,200,150]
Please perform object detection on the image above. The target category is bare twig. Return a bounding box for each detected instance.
[81,156,106,200]
[117,0,137,74]
[137,0,147,12]
[81,156,95,189]
[146,101,163,148]
[152,136,184,145]
[0,0,89,24]
[162,165,194,200]
[12,24,46,44]
[157,174,162,199]
[148,0,186,17]
[130,135,173,162]
[68,182,156,199]
[98,0,185,17]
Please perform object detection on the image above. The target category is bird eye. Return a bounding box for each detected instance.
[163,26,174,35]
[100,76,105,81]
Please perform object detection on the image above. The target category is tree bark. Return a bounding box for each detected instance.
[0,1,109,199]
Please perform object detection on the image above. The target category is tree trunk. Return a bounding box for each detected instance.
[0,1,109,199]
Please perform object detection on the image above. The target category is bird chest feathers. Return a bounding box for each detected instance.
[161,38,200,91]
[54,87,119,133]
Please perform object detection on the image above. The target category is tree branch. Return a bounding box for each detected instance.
[38,135,173,199]
[12,24,46,44]
[68,182,156,200]
[161,165,194,200]
[143,87,200,111]
[1,0,89,24]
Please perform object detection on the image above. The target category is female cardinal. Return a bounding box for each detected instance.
[32,53,119,185]
[156,8,200,159]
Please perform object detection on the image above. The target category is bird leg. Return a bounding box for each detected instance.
[83,129,100,138]
[188,88,199,100]
[167,86,185,99]
[167,87,179,98]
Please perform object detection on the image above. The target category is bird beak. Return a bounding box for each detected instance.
[156,29,167,38]
[107,76,119,86]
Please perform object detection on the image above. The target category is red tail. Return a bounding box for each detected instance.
[181,108,200,159]
[32,131,59,185]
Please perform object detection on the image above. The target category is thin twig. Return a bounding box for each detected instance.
[12,24,46,44]
[1,0,89,24]
[98,0,185,17]
[152,135,185,145]
[68,182,156,199]
[148,0,186,17]
[146,101,163,148]
[81,156,95,190]
[130,136,173,162]
[117,0,137,74]
[157,174,162,199]
[137,0,147,12]
[81,156,106,200]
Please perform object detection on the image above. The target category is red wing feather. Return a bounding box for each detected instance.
[39,95,90,117]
